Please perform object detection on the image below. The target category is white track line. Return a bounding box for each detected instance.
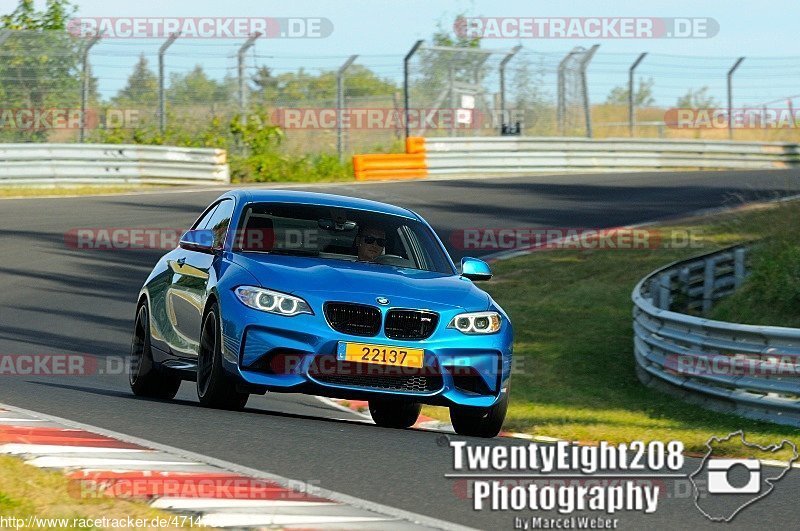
[151,498,337,510]
[0,444,148,455]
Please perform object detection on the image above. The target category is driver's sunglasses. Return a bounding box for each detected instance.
[363,236,386,247]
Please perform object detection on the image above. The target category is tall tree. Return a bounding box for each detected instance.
[113,54,158,106]
[0,0,86,141]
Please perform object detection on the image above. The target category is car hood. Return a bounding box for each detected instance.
[231,253,489,311]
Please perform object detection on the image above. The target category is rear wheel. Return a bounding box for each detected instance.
[197,304,249,410]
[449,393,508,438]
[368,399,421,429]
[129,304,181,399]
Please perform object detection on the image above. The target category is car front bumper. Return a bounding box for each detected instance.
[219,291,513,408]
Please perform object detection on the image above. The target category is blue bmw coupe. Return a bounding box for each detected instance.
[130,190,513,437]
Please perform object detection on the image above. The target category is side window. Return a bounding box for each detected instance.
[203,199,235,249]
[192,204,219,230]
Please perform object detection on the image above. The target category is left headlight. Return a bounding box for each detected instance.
[234,286,313,317]
[448,311,502,334]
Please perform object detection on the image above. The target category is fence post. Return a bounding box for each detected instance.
[237,33,261,126]
[727,57,745,140]
[79,34,101,143]
[403,40,424,140]
[579,45,599,138]
[158,33,180,134]
[556,50,577,136]
[0,30,11,46]
[499,45,522,133]
[628,52,647,137]
[336,54,358,162]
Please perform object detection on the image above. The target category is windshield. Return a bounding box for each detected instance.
[235,202,454,275]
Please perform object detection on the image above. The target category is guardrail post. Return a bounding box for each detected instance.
[237,33,262,126]
[499,45,522,134]
[658,272,672,310]
[727,57,745,140]
[158,33,180,134]
[628,52,647,137]
[734,248,747,289]
[702,257,717,313]
[79,34,101,143]
[337,54,358,162]
[403,40,425,140]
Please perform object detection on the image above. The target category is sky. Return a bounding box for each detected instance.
[11,0,800,107]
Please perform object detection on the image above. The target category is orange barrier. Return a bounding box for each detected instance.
[352,137,428,180]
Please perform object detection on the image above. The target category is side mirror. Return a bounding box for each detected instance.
[179,229,217,254]
[461,257,492,281]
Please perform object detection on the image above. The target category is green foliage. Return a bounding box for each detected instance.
[251,65,396,104]
[710,203,800,327]
[605,77,656,107]
[112,55,158,106]
[677,86,718,108]
[0,0,89,142]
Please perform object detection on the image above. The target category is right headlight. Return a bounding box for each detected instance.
[234,286,312,317]
[448,311,502,334]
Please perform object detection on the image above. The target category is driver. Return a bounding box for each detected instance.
[356,225,386,262]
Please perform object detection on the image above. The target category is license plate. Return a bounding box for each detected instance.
[337,342,424,369]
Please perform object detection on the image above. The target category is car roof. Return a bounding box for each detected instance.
[223,189,420,220]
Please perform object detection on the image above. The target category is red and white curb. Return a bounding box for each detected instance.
[0,403,475,530]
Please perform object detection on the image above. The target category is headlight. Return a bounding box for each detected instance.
[234,286,312,317]
[448,311,502,334]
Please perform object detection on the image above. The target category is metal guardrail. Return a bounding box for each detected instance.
[632,246,800,427]
[0,144,230,185]
[424,137,800,175]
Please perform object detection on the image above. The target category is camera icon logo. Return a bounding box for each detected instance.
[690,431,798,522]
[707,459,761,494]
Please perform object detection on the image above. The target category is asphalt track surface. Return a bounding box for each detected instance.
[1,170,800,529]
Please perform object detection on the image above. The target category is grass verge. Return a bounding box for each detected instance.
[424,199,800,459]
[0,185,168,199]
[0,455,192,530]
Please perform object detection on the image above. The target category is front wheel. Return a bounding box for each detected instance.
[129,304,181,399]
[369,399,421,429]
[449,393,508,438]
[197,304,249,411]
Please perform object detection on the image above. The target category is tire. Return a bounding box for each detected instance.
[197,304,249,410]
[368,399,421,429]
[129,303,181,399]
[450,393,508,438]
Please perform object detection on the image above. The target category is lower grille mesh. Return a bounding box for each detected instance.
[308,356,442,393]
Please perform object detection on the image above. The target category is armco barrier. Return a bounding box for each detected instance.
[632,245,800,427]
[0,144,229,185]
[353,137,800,180]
